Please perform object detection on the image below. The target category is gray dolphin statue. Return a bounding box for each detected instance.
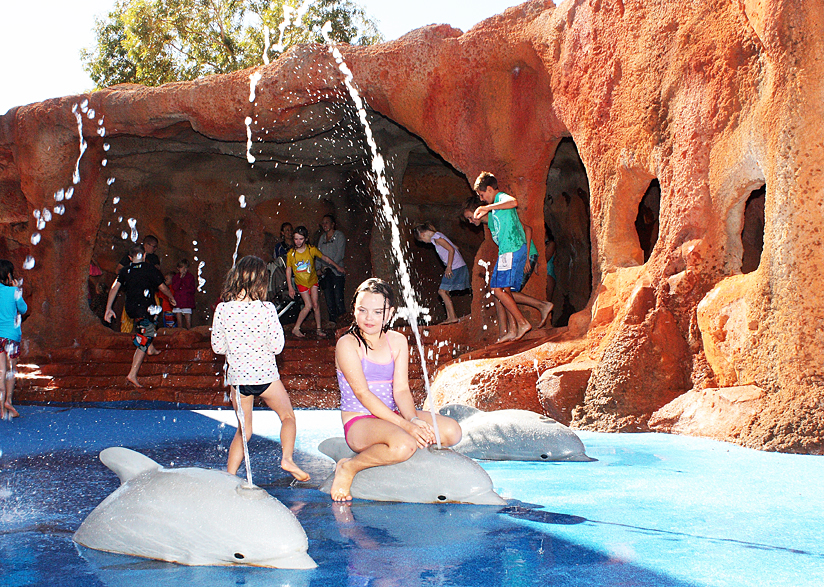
[317,438,506,505]
[438,404,594,462]
[73,447,317,569]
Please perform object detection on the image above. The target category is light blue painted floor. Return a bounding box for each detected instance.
[1,406,823,586]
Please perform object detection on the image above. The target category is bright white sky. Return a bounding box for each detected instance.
[0,0,528,115]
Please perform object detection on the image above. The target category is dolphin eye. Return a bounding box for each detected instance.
[540,454,549,460]
[234,552,245,560]
[437,495,447,501]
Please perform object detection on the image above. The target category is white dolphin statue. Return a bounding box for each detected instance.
[317,438,506,505]
[73,447,317,569]
[438,404,594,462]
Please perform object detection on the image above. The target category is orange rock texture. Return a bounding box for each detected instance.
[2,0,823,452]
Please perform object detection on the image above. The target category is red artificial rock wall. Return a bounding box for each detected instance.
[2,0,823,452]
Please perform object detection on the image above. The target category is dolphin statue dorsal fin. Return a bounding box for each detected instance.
[100,447,162,485]
[438,404,481,423]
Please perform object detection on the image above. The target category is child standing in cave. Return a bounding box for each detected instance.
[413,222,470,324]
[465,172,552,342]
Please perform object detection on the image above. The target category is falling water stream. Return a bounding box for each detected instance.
[320,22,442,447]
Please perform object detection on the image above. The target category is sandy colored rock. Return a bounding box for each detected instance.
[536,360,596,424]
[649,385,765,442]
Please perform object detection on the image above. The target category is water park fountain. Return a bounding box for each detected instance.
[2,0,824,583]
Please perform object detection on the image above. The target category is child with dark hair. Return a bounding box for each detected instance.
[413,222,470,324]
[285,225,344,338]
[211,255,309,481]
[172,258,196,329]
[0,260,27,419]
[105,245,176,387]
[329,278,462,502]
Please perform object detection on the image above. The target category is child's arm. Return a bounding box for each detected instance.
[104,280,122,322]
[433,237,456,278]
[389,332,437,448]
[286,266,295,298]
[320,254,345,274]
[158,283,177,307]
[522,221,534,275]
[474,193,517,219]
[13,281,27,315]
[210,305,228,354]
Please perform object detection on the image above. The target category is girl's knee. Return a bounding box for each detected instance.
[389,436,417,462]
[439,417,462,446]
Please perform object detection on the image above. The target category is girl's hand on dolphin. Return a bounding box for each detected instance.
[408,417,436,448]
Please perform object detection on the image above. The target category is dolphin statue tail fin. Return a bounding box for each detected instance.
[438,403,482,423]
[100,447,162,485]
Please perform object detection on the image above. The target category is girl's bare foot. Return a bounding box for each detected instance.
[538,302,554,328]
[4,404,19,418]
[281,458,310,482]
[292,328,305,338]
[513,323,532,341]
[126,376,143,388]
[330,458,354,502]
[441,318,458,325]
[147,348,161,356]
[497,331,516,343]
[316,329,327,339]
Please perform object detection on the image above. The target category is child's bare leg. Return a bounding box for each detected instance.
[438,289,458,324]
[293,290,313,336]
[494,287,531,340]
[260,380,310,481]
[331,420,417,501]
[310,286,325,335]
[184,313,192,329]
[4,356,18,417]
[512,291,553,328]
[175,312,184,328]
[126,348,147,387]
[228,388,255,475]
[0,353,7,419]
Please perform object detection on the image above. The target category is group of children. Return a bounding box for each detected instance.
[210,170,551,501]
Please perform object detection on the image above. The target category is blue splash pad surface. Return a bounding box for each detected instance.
[1,406,823,587]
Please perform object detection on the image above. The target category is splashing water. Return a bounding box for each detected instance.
[30,233,41,245]
[245,117,256,164]
[238,194,247,209]
[235,395,254,487]
[22,256,35,270]
[197,261,206,293]
[321,23,441,447]
[273,0,312,53]
[232,229,243,267]
[127,218,138,243]
[71,104,87,185]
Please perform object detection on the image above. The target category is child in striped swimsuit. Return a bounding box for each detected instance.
[330,278,462,502]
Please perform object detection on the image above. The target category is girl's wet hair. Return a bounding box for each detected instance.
[0,259,15,286]
[221,256,269,302]
[293,225,309,239]
[347,278,396,351]
[413,222,437,240]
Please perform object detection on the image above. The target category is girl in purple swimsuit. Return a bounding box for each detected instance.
[330,278,462,502]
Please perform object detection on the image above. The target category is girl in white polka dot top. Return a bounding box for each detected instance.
[211,255,309,482]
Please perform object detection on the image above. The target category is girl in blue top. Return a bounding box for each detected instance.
[0,260,27,419]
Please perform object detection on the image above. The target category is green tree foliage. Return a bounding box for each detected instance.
[82,0,383,88]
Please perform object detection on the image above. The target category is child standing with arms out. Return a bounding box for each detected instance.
[172,258,196,329]
[211,256,310,481]
[413,223,470,324]
[286,225,345,339]
[0,260,27,419]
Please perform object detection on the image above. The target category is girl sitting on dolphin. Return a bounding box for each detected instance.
[330,278,462,502]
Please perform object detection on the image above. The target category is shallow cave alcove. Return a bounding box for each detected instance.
[544,137,592,327]
[740,184,765,274]
[90,100,480,328]
[634,179,661,263]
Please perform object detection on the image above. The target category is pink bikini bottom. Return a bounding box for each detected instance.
[343,411,401,444]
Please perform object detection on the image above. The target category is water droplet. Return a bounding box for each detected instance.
[80,99,89,112]
[128,218,138,242]
[238,194,246,208]
[22,256,35,270]
[54,205,65,215]
[102,159,108,166]
[42,209,52,222]
[87,109,96,119]
[30,233,41,245]
[121,231,128,240]
[107,178,116,186]
[66,187,74,200]
[54,189,65,202]
[103,143,110,151]
[112,196,120,204]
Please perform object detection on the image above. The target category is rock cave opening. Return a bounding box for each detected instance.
[634,179,660,263]
[740,184,765,274]
[544,137,592,327]
[90,104,480,328]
